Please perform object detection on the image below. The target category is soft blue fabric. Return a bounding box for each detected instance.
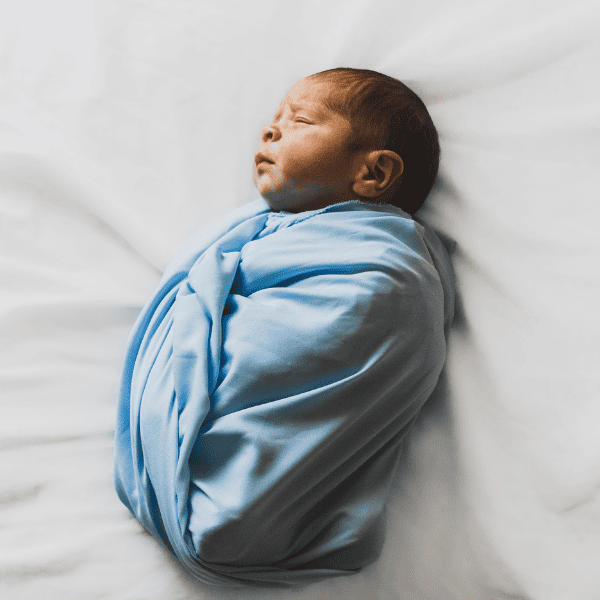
[114,199,455,587]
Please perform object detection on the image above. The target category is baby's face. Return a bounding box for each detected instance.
[254,78,360,213]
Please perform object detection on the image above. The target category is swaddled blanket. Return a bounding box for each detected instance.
[114,199,455,587]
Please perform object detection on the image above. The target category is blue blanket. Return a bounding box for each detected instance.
[114,199,455,586]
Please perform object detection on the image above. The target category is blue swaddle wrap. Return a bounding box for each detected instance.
[114,199,455,586]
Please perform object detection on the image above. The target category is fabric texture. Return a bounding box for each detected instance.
[114,199,455,586]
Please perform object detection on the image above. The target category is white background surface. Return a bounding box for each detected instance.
[1,1,599,598]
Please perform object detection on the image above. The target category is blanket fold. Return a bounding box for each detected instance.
[114,199,455,586]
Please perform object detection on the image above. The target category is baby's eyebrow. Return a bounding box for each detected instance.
[289,100,328,118]
[273,98,326,121]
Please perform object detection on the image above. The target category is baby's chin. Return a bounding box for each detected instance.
[255,171,357,213]
[256,181,306,213]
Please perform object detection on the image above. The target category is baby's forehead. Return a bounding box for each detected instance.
[276,78,345,116]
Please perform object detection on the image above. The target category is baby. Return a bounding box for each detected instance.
[254,68,439,215]
[114,68,454,587]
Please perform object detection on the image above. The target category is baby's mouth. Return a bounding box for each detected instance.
[255,152,274,166]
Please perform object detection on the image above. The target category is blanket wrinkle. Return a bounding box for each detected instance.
[114,199,455,586]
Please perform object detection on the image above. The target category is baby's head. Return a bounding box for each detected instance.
[254,68,439,215]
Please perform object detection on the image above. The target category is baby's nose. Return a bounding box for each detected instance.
[261,124,279,143]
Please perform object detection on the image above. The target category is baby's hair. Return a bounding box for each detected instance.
[307,68,439,215]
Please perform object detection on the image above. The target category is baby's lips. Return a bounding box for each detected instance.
[255,151,274,166]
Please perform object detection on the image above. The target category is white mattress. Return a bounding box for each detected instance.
[1,1,599,598]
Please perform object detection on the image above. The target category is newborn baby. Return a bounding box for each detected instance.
[114,68,455,587]
[255,68,436,214]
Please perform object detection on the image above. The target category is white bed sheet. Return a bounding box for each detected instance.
[1,1,599,599]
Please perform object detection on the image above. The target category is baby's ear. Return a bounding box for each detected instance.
[352,150,403,198]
